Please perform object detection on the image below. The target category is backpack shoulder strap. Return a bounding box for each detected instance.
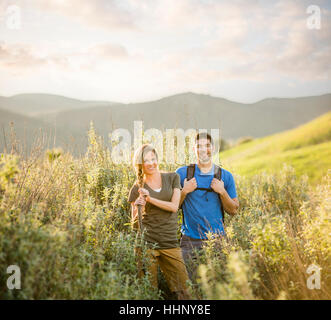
[213,164,225,224]
[186,164,195,181]
[213,164,222,180]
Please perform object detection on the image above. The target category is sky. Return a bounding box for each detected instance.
[0,0,330,103]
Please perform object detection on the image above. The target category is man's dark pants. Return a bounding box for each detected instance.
[180,234,225,280]
[180,235,208,281]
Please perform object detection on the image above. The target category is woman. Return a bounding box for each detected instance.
[128,144,190,300]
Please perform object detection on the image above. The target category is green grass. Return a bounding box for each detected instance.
[1,123,330,300]
[221,112,331,184]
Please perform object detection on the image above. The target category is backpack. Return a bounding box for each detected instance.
[186,164,225,224]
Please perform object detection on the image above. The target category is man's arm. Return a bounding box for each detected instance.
[219,193,239,216]
[211,178,239,215]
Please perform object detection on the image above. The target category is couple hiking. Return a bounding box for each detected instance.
[128,132,239,299]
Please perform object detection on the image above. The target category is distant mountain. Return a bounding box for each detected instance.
[0,92,330,155]
[0,108,86,155]
[41,92,331,140]
[0,93,120,117]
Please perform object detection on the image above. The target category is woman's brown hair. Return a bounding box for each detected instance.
[132,144,159,188]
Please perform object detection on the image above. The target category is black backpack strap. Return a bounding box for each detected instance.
[185,163,226,226]
[214,164,222,180]
[186,164,195,181]
[180,164,195,210]
[213,165,225,225]
[187,164,222,191]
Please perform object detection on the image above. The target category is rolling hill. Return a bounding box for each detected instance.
[0,108,86,155]
[0,92,330,156]
[0,93,120,117]
[220,112,331,184]
[44,92,331,140]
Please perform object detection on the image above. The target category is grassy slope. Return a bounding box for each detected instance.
[220,112,331,184]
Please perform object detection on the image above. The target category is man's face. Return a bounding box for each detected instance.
[194,138,214,163]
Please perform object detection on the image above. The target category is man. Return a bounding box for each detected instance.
[175,132,239,279]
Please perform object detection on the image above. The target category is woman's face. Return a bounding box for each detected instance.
[142,150,158,175]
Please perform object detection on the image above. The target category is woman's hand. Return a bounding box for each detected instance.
[138,188,150,202]
[134,196,146,207]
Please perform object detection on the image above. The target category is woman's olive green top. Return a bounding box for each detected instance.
[128,172,181,249]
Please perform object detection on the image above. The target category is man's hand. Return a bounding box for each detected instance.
[210,178,226,195]
[182,178,197,195]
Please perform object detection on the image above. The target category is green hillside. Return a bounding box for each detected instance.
[220,112,331,184]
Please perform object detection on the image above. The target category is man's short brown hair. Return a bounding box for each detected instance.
[195,132,213,145]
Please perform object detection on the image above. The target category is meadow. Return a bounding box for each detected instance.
[0,120,330,300]
[221,112,331,184]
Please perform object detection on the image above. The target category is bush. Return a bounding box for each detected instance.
[194,168,330,300]
[0,126,329,300]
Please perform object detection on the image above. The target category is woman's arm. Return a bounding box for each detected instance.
[139,188,181,213]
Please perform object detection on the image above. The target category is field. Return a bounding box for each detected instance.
[0,119,330,300]
[220,112,331,184]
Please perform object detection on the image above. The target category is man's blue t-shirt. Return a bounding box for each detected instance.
[176,164,237,239]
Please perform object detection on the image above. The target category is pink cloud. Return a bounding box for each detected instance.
[31,0,136,30]
[1,0,330,86]
[0,41,129,74]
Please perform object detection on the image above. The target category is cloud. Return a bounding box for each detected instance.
[0,43,48,70]
[1,0,330,101]
[0,41,129,74]
[31,0,136,30]
[89,43,129,59]
[186,0,331,81]
[266,3,331,79]
[26,0,263,33]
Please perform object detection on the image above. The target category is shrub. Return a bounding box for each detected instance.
[0,127,329,300]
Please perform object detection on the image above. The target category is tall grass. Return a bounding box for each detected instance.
[193,168,330,300]
[0,125,329,299]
